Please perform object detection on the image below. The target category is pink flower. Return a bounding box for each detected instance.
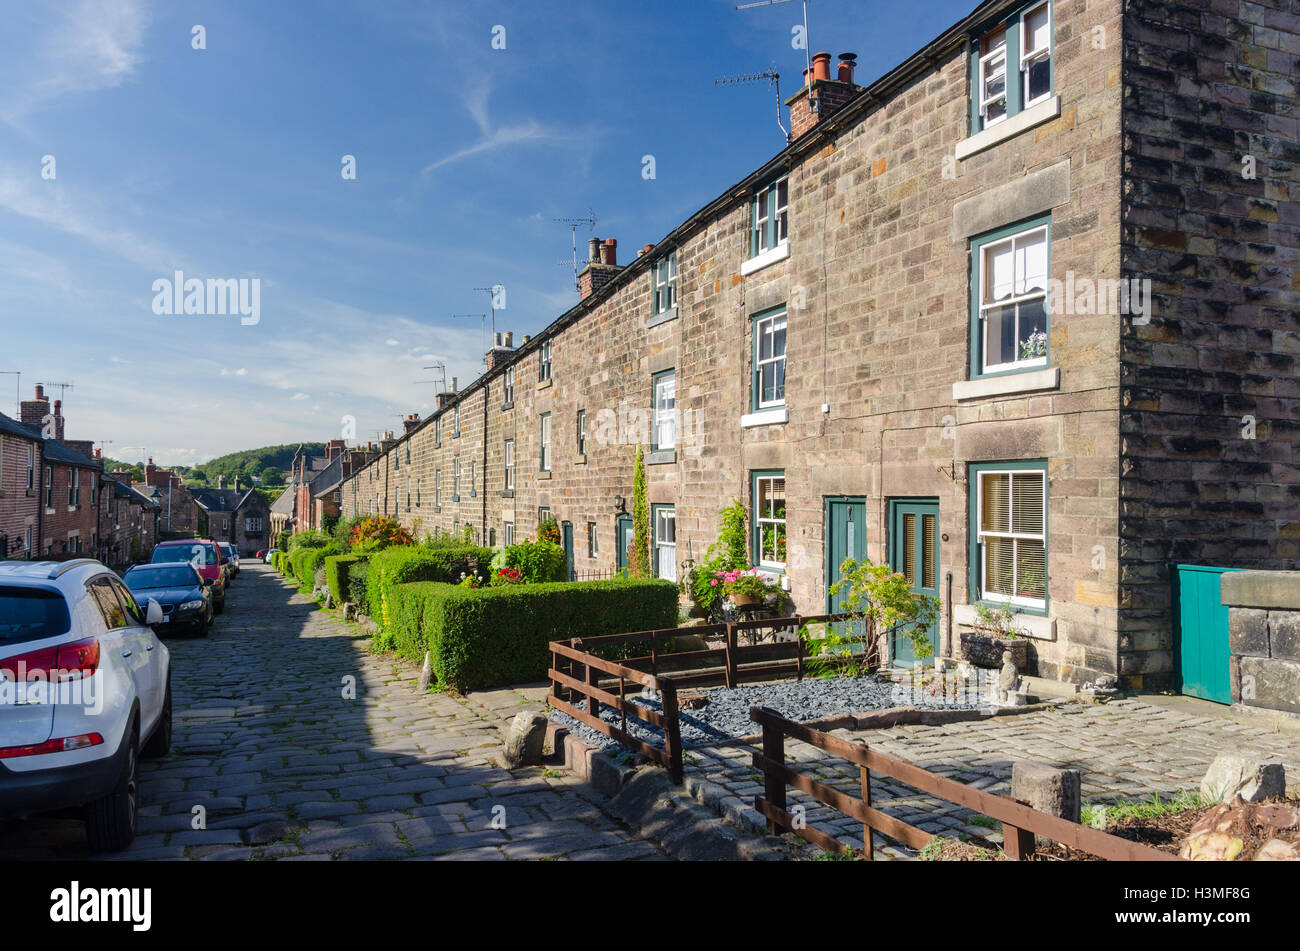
[710,579,718,587]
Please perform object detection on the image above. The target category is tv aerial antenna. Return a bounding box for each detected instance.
[556,209,598,293]
[422,362,448,393]
[735,0,816,123]
[715,67,789,143]
[39,380,75,405]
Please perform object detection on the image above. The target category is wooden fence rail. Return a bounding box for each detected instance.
[749,706,1182,862]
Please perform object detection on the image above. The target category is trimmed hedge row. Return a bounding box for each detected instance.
[383,577,679,691]
[288,545,340,589]
[366,545,495,629]
[348,561,371,614]
[324,553,368,606]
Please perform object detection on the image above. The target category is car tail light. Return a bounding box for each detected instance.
[0,733,104,759]
[0,637,100,680]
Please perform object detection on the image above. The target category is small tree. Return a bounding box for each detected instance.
[802,558,940,677]
[630,443,652,578]
[261,466,284,487]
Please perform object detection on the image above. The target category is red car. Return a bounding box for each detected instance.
[255,549,268,560]
[150,539,228,614]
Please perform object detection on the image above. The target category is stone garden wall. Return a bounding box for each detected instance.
[1222,570,1300,716]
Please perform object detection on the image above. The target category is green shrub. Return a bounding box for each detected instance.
[366,545,495,629]
[502,538,567,583]
[290,544,340,588]
[288,530,329,551]
[385,577,679,691]
[324,553,368,606]
[348,561,371,615]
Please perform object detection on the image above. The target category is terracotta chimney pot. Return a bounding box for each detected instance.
[812,51,832,83]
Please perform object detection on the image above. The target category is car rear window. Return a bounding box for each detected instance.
[0,586,72,646]
[153,543,216,566]
[126,566,200,588]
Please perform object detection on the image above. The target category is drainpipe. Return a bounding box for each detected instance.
[35,441,43,559]
[481,382,489,544]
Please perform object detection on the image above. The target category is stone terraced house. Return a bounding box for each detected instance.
[338,0,1298,691]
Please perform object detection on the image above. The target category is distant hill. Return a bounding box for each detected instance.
[184,443,326,488]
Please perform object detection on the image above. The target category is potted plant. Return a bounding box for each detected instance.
[717,567,769,606]
[960,603,1030,670]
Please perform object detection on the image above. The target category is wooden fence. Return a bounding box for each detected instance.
[548,614,855,783]
[749,706,1182,861]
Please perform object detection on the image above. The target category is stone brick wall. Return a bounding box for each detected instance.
[1118,0,1300,688]
[1223,570,1300,715]
[39,462,100,556]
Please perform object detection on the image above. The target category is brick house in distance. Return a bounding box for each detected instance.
[99,469,160,569]
[14,387,102,557]
[339,0,1297,692]
[192,477,272,556]
[138,458,197,536]
[0,412,43,560]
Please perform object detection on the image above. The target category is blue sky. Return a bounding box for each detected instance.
[0,0,975,467]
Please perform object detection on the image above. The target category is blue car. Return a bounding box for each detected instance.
[122,563,213,636]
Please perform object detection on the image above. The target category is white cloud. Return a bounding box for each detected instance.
[420,80,581,176]
[290,392,310,401]
[385,338,400,346]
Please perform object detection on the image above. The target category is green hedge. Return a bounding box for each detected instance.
[366,545,495,629]
[348,561,371,614]
[324,554,368,606]
[289,544,340,588]
[385,577,679,691]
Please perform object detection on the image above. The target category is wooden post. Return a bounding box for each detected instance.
[1002,822,1036,860]
[649,630,658,677]
[796,621,804,681]
[725,622,737,688]
[859,764,874,860]
[759,710,788,835]
[586,661,600,720]
[662,681,682,784]
[618,675,627,736]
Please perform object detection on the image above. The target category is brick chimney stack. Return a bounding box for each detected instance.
[578,237,622,300]
[487,331,516,371]
[218,474,227,489]
[20,384,49,429]
[402,414,421,435]
[786,52,862,138]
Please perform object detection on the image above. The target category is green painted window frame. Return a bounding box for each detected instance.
[576,409,586,455]
[651,369,676,452]
[967,459,1049,616]
[539,340,552,383]
[969,214,1051,380]
[504,439,515,490]
[751,306,788,410]
[539,413,551,472]
[652,252,677,315]
[749,176,789,258]
[969,0,1054,135]
[751,469,787,572]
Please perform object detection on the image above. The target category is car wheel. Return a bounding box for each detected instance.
[141,678,172,758]
[214,597,225,616]
[85,722,139,852]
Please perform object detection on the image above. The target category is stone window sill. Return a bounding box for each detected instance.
[538,471,552,480]
[953,604,1055,640]
[573,454,587,465]
[647,307,677,329]
[537,379,552,391]
[740,242,790,277]
[647,450,676,465]
[501,401,514,411]
[956,96,1062,161]
[501,490,514,499]
[953,368,1059,401]
[741,407,788,428]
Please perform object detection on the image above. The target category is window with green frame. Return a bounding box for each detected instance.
[749,176,788,258]
[652,252,676,315]
[752,307,787,409]
[969,461,1047,612]
[539,340,552,382]
[970,1,1054,135]
[751,470,787,570]
[970,215,1050,378]
[651,370,675,451]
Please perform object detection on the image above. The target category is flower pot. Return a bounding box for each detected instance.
[959,632,1029,671]
[730,593,759,606]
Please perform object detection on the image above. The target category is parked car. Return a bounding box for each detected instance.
[150,539,226,614]
[255,549,268,560]
[0,559,172,852]
[122,563,212,636]
[220,544,239,579]
[263,548,280,564]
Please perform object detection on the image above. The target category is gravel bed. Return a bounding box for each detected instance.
[550,672,994,752]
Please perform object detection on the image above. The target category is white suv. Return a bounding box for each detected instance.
[0,559,172,851]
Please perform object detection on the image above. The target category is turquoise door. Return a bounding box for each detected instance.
[888,500,940,667]
[615,514,633,575]
[1172,564,1241,704]
[825,498,867,614]
[561,521,575,581]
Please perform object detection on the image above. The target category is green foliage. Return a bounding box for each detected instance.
[321,514,340,534]
[974,602,1027,639]
[384,578,679,691]
[324,554,368,606]
[290,543,341,588]
[288,530,330,551]
[423,525,474,548]
[684,499,751,619]
[189,443,324,489]
[537,516,560,546]
[260,466,284,487]
[803,558,940,676]
[630,443,651,578]
[502,538,567,583]
[275,531,290,551]
[350,516,415,553]
[716,499,748,568]
[366,545,495,630]
[348,561,371,614]
[1081,790,1204,829]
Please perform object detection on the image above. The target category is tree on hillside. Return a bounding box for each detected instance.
[188,469,208,483]
[260,466,284,486]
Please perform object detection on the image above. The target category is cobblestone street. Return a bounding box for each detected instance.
[686,697,1300,858]
[0,564,665,861]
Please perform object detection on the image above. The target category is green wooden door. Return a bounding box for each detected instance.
[889,499,940,667]
[615,514,633,575]
[1172,564,1241,704]
[825,498,867,614]
[561,521,575,581]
